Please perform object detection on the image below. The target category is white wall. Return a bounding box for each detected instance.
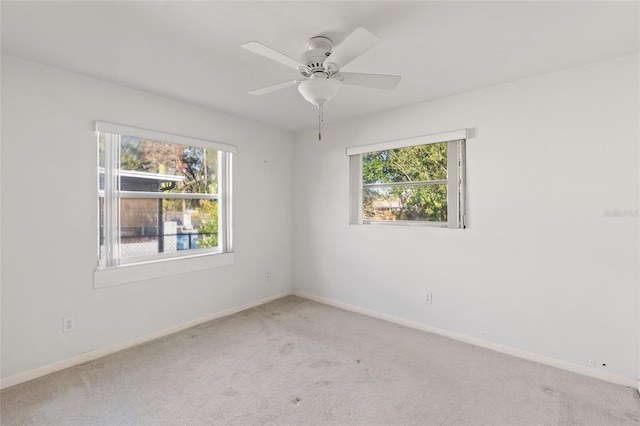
[293,54,639,380]
[0,56,294,379]
[2,52,638,385]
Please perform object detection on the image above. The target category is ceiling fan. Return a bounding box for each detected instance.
[241,27,401,139]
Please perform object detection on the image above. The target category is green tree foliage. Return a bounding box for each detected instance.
[178,146,218,194]
[120,136,145,171]
[196,200,218,248]
[362,142,448,222]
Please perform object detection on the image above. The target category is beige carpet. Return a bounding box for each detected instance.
[1,296,639,425]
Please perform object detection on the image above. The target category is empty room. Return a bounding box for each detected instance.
[1,1,639,425]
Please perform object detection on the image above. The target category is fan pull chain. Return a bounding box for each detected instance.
[318,103,323,141]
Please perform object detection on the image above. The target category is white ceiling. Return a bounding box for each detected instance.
[1,1,638,132]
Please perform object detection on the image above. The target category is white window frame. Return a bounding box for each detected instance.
[347,129,467,229]
[94,121,235,288]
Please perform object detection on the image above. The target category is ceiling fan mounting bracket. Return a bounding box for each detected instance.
[306,36,333,52]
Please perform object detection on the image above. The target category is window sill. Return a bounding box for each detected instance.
[360,220,449,228]
[94,252,234,288]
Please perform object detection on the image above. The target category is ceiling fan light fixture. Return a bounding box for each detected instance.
[298,77,341,107]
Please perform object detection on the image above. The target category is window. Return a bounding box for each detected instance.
[95,122,234,287]
[348,130,466,228]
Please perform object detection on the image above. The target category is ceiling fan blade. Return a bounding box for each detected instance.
[241,41,303,70]
[248,80,300,96]
[325,27,380,69]
[340,72,401,90]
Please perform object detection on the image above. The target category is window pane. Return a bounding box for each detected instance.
[98,133,106,191]
[118,136,218,194]
[99,197,105,259]
[119,198,219,259]
[362,142,447,185]
[363,185,447,222]
[98,133,106,169]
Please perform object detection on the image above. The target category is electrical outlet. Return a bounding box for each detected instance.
[424,292,432,304]
[63,317,75,333]
[264,272,270,282]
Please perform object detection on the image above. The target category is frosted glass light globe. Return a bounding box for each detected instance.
[298,77,341,106]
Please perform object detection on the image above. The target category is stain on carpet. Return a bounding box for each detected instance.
[280,342,294,355]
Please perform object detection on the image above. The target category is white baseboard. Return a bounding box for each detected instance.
[0,290,293,390]
[293,290,638,389]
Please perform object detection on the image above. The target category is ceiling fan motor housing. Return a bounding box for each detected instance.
[298,36,334,76]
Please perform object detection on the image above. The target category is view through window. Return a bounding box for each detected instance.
[349,131,466,228]
[362,142,449,222]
